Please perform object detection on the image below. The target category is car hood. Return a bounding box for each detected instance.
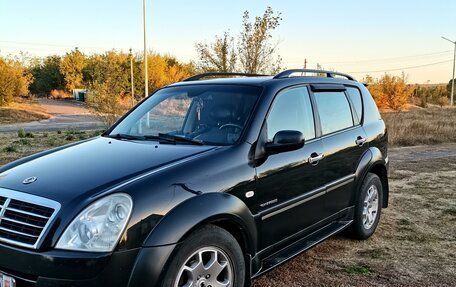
[0,137,216,204]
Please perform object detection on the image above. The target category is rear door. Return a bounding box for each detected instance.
[254,86,327,249]
[311,85,368,215]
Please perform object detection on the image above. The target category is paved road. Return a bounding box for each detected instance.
[0,99,106,132]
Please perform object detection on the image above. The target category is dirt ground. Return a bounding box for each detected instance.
[0,132,455,287]
[0,98,50,124]
[253,144,456,287]
[0,98,104,132]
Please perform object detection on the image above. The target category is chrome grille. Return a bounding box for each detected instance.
[0,188,60,249]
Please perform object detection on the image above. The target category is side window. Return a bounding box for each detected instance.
[346,87,363,124]
[266,87,315,141]
[314,91,354,135]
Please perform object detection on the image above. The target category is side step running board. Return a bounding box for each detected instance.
[255,221,352,277]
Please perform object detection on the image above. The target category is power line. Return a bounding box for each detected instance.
[0,40,101,49]
[348,59,453,74]
[307,50,453,65]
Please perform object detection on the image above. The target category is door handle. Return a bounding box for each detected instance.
[355,136,367,147]
[309,152,324,165]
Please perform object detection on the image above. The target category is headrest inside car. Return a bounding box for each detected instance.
[210,104,234,122]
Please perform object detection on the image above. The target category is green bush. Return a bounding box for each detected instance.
[17,128,26,138]
[344,264,370,275]
[3,145,18,153]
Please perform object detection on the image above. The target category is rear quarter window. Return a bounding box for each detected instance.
[360,85,382,123]
[346,87,363,125]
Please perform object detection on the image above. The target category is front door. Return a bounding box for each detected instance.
[253,86,327,249]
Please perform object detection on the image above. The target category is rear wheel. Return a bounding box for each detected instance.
[349,173,383,240]
[161,225,246,287]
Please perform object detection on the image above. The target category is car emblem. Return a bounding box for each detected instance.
[23,176,38,184]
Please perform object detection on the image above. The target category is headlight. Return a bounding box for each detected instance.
[56,193,133,252]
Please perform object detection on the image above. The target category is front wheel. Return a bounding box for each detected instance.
[348,173,383,240]
[161,225,246,287]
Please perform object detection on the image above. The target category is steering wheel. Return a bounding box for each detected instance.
[219,123,243,131]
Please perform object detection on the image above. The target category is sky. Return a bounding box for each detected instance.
[1,0,455,83]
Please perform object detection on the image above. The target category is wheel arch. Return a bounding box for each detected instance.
[355,147,389,208]
[143,192,258,252]
[127,193,257,286]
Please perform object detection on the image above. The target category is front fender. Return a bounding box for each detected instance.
[144,192,257,251]
[128,192,257,287]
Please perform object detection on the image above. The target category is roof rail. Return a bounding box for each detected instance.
[184,72,269,82]
[273,69,356,81]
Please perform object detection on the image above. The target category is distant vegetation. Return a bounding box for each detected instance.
[414,84,449,108]
[0,50,194,126]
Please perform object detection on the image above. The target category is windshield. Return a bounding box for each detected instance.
[108,85,261,145]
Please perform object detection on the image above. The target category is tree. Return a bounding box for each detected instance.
[60,48,86,92]
[145,53,194,93]
[84,51,194,124]
[367,73,414,111]
[86,81,130,126]
[238,7,283,74]
[30,55,65,95]
[0,57,32,106]
[194,7,283,74]
[195,32,237,72]
[83,51,131,97]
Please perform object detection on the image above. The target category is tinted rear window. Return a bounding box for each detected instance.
[346,87,363,124]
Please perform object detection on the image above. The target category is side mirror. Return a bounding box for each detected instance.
[265,130,304,155]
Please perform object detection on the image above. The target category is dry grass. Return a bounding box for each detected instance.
[0,98,51,124]
[382,107,456,147]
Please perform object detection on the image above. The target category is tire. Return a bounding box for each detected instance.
[160,225,246,287]
[348,173,383,240]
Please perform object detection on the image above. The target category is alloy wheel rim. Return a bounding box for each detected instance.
[362,185,379,229]
[174,246,233,287]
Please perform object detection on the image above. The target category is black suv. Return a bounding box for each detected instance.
[0,69,388,287]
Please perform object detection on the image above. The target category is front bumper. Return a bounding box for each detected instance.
[0,243,139,287]
[0,241,179,287]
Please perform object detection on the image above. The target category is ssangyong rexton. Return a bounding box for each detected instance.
[0,70,388,287]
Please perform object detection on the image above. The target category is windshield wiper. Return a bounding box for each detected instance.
[154,133,204,145]
[105,133,204,145]
[105,133,146,140]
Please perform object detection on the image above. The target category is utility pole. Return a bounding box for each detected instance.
[442,36,455,106]
[143,0,148,99]
[143,0,150,127]
[129,48,135,106]
[302,58,307,76]
[143,0,149,98]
